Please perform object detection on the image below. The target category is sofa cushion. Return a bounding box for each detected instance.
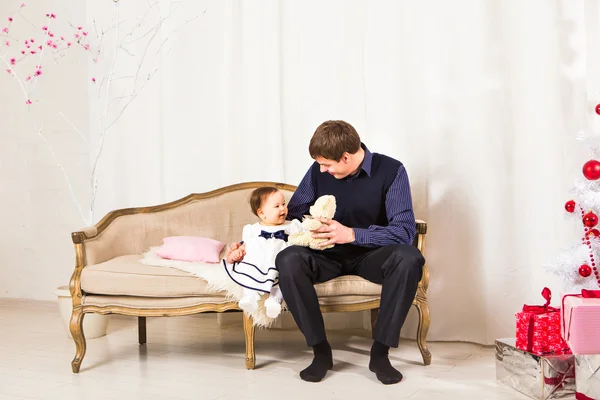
[81,255,224,298]
[81,255,383,298]
[315,275,382,297]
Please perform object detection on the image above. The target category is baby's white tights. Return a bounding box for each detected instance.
[265,285,283,318]
[238,286,283,318]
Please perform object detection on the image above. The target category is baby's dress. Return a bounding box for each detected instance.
[223,220,302,295]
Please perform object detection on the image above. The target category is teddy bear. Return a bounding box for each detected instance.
[288,194,337,250]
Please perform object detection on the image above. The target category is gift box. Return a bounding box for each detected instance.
[561,290,600,355]
[496,338,575,400]
[575,354,600,400]
[516,287,571,356]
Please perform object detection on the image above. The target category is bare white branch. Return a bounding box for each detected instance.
[105,68,159,132]
[118,45,135,57]
[111,75,135,81]
[90,2,121,211]
[17,9,38,30]
[122,0,160,44]
[37,99,88,144]
[31,103,89,225]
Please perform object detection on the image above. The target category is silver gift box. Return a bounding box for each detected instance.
[575,354,600,399]
[495,338,575,399]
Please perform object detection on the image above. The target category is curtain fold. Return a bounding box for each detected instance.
[89,0,597,344]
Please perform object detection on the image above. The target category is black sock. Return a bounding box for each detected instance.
[369,341,403,385]
[300,339,333,382]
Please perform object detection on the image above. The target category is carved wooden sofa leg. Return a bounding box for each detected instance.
[415,300,432,366]
[138,317,147,345]
[70,307,86,373]
[371,308,379,339]
[243,312,256,369]
[371,299,431,366]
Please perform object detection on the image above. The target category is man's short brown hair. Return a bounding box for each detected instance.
[249,186,279,217]
[309,120,361,161]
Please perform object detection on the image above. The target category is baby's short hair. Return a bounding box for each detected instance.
[249,186,279,217]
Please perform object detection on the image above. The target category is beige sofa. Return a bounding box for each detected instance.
[69,182,430,373]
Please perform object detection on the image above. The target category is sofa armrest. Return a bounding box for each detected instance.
[413,219,429,296]
[69,207,192,306]
[413,219,427,253]
[416,219,427,235]
[71,226,99,243]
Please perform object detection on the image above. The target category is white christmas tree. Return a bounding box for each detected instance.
[546,131,600,292]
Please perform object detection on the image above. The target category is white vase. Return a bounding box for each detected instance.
[55,286,109,339]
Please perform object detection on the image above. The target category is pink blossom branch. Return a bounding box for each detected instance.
[2,54,89,222]
[2,51,87,145]
[0,55,29,99]
[4,1,199,224]
[29,17,52,93]
[3,8,94,223]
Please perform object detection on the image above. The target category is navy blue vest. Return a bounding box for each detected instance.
[311,153,401,230]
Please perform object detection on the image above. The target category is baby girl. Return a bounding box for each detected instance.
[223,187,302,318]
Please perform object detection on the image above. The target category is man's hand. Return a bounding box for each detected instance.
[311,218,355,247]
[225,242,246,264]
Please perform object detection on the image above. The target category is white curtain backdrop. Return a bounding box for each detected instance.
[86,0,600,344]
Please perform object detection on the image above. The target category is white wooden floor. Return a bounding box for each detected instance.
[0,299,527,400]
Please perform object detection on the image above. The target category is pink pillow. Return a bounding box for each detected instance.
[155,236,225,263]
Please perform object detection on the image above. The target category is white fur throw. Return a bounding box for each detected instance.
[140,247,277,328]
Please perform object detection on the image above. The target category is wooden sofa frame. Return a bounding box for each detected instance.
[69,182,430,372]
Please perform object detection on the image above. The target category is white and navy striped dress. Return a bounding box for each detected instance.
[223,220,303,293]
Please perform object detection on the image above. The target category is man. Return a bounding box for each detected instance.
[228,120,424,385]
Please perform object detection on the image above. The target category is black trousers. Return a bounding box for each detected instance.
[275,243,425,348]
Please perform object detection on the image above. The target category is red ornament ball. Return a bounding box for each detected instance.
[584,212,599,228]
[565,200,576,213]
[587,229,600,238]
[579,264,593,278]
[596,104,600,115]
[583,160,600,180]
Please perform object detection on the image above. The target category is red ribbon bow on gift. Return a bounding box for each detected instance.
[561,289,600,342]
[521,288,564,354]
[581,289,600,298]
[523,287,559,313]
